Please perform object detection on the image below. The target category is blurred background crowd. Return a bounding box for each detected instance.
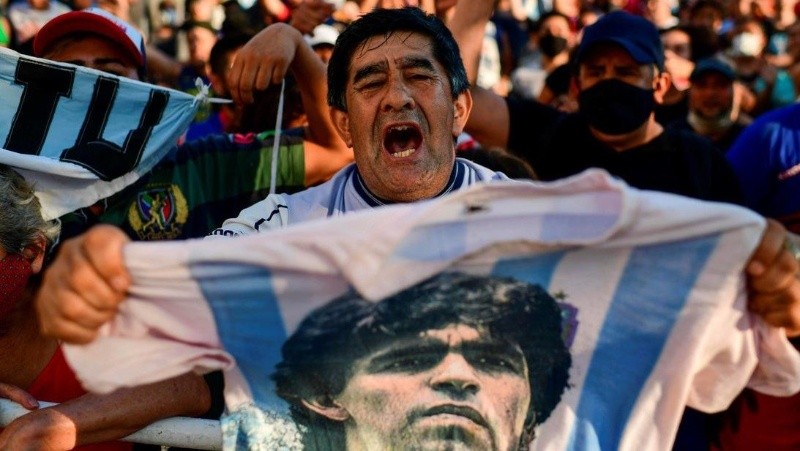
[3,0,798,149]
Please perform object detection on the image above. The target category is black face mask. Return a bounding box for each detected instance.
[539,34,569,58]
[578,78,655,135]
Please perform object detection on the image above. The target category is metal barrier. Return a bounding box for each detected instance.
[0,399,223,450]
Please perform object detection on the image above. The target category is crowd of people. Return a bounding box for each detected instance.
[0,0,799,449]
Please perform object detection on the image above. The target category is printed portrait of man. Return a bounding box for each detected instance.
[273,272,572,451]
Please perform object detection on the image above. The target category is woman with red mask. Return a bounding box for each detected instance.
[0,165,210,450]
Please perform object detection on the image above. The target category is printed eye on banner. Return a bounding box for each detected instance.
[0,48,205,220]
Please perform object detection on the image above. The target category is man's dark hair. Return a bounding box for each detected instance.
[237,74,305,132]
[688,0,725,20]
[273,272,571,450]
[326,7,469,111]
[209,32,253,77]
[686,25,720,61]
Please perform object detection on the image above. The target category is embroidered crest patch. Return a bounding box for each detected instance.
[128,184,188,240]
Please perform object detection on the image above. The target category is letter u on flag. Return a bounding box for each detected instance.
[0,47,204,220]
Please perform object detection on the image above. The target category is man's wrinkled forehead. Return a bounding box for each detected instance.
[44,36,140,78]
[358,323,522,358]
[352,55,437,85]
[348,31,436,74]
[50,35,134,60]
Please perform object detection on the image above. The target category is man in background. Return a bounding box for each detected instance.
[669,58,751,153]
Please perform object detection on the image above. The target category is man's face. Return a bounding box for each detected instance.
[45,35,140,80]
[539,15,573,41]
[578,44,655,91]
[187,27,217,64]
[29,0,50,10]
[330,324,530,451]
[331,32,471,202]
[689,72,734,118]
[661,30,691,61]
[209,47,242,98]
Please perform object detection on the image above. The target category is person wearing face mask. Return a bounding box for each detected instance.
[511,11,574,99]
[730,18,796,116]
[0,165,211,449]
[456,8,743,203]
[669,58,752,153]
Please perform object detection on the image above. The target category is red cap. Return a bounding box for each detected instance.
[33,8,146,70]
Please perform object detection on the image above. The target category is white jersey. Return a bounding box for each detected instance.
[64,169,800,451]
[209,158,511,236]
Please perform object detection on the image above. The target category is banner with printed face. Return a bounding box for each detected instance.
[62,172,800,451]
[0,47,202,220]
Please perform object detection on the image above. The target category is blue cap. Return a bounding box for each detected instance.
[690,58,735,82]
[577,12,664,70]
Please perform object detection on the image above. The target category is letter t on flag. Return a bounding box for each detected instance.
[0,48,204,220]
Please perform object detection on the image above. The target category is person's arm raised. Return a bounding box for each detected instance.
[144,45,183,88]
[448,0,512,149]
[227,23,351,186]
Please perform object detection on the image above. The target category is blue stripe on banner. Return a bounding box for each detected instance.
[191,262,288,410]
[540,214,620,241]
[566,235,719,451]
[490,250,567,287]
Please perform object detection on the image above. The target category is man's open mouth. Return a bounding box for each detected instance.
[383,124,423,158]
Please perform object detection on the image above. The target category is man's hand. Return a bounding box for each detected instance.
[35,225,131,344]
[289,0,334,35]
[227,23,304,104]
[0,383,39,411]
[663,49,694,91]
[746,219,800,337]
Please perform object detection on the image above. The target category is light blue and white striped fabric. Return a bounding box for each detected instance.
[0,48,203,219]
[64,170,800,450]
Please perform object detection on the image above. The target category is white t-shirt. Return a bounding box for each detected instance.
[210,158,511,236]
